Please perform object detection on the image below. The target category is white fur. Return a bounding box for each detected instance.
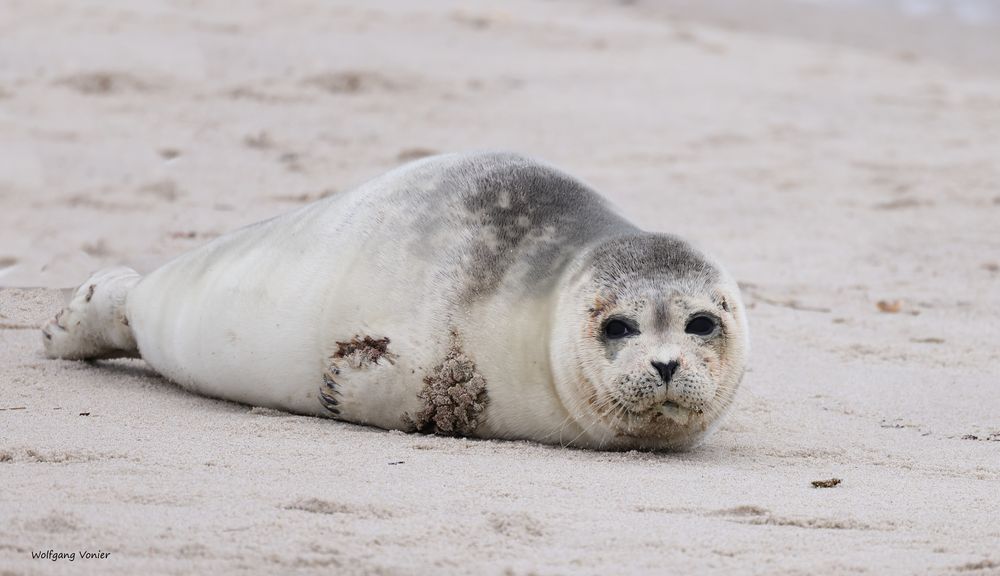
[43,267,140,360]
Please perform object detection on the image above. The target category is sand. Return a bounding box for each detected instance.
[2,0,999,574]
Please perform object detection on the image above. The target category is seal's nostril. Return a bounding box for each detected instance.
[652,360,679,386]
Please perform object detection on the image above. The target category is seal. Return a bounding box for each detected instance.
[42,152,749,450]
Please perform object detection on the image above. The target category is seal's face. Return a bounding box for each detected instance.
[553,234,749,451]
[581,287,740,446]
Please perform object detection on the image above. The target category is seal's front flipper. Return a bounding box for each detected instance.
[42,267,141,360]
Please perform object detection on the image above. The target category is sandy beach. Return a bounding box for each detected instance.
[2,0,999,574]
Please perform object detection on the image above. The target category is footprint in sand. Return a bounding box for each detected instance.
[284,497,395,520]
[55,71,155,95]
[302,71,404,95]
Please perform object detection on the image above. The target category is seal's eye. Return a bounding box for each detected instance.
[603,319,635,340]
[685,315,718,337]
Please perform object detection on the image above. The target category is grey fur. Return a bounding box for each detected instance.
[453,155,635,301]
[367,152,722,313]
[379,152,654,303]
[585,234,720,290]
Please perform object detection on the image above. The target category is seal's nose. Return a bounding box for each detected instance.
[651,360,679,387]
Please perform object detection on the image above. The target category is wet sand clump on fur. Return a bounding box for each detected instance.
[333,335,395,368]
[405,335,488,435]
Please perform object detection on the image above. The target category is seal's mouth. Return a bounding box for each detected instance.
[660,401,700,425]
[616,399,700,426]
[605,399,703,443]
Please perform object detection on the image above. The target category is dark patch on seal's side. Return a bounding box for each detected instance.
[333,335,396,368]
[403,332,488,436]
[454,154,636,301]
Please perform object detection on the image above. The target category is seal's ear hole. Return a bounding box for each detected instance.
[720,297,730,313]
[685,315,718,337]
[603,318,637,340]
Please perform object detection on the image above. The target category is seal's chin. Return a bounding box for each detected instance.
[606,399,702,441]
[659,401,696,425]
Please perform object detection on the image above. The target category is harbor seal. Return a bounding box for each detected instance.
[42,152,749,450]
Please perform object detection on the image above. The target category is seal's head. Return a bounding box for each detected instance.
[552,234,749,450]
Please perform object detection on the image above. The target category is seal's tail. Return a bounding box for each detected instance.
[42,267,141,360]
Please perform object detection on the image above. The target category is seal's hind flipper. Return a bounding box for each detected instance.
[42,267,141,360]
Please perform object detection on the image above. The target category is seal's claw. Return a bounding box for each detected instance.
[319,384,341,418]
[323,373,339,391]
[317,364,343,417]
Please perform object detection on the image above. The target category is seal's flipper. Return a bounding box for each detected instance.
[42,267,141,360]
